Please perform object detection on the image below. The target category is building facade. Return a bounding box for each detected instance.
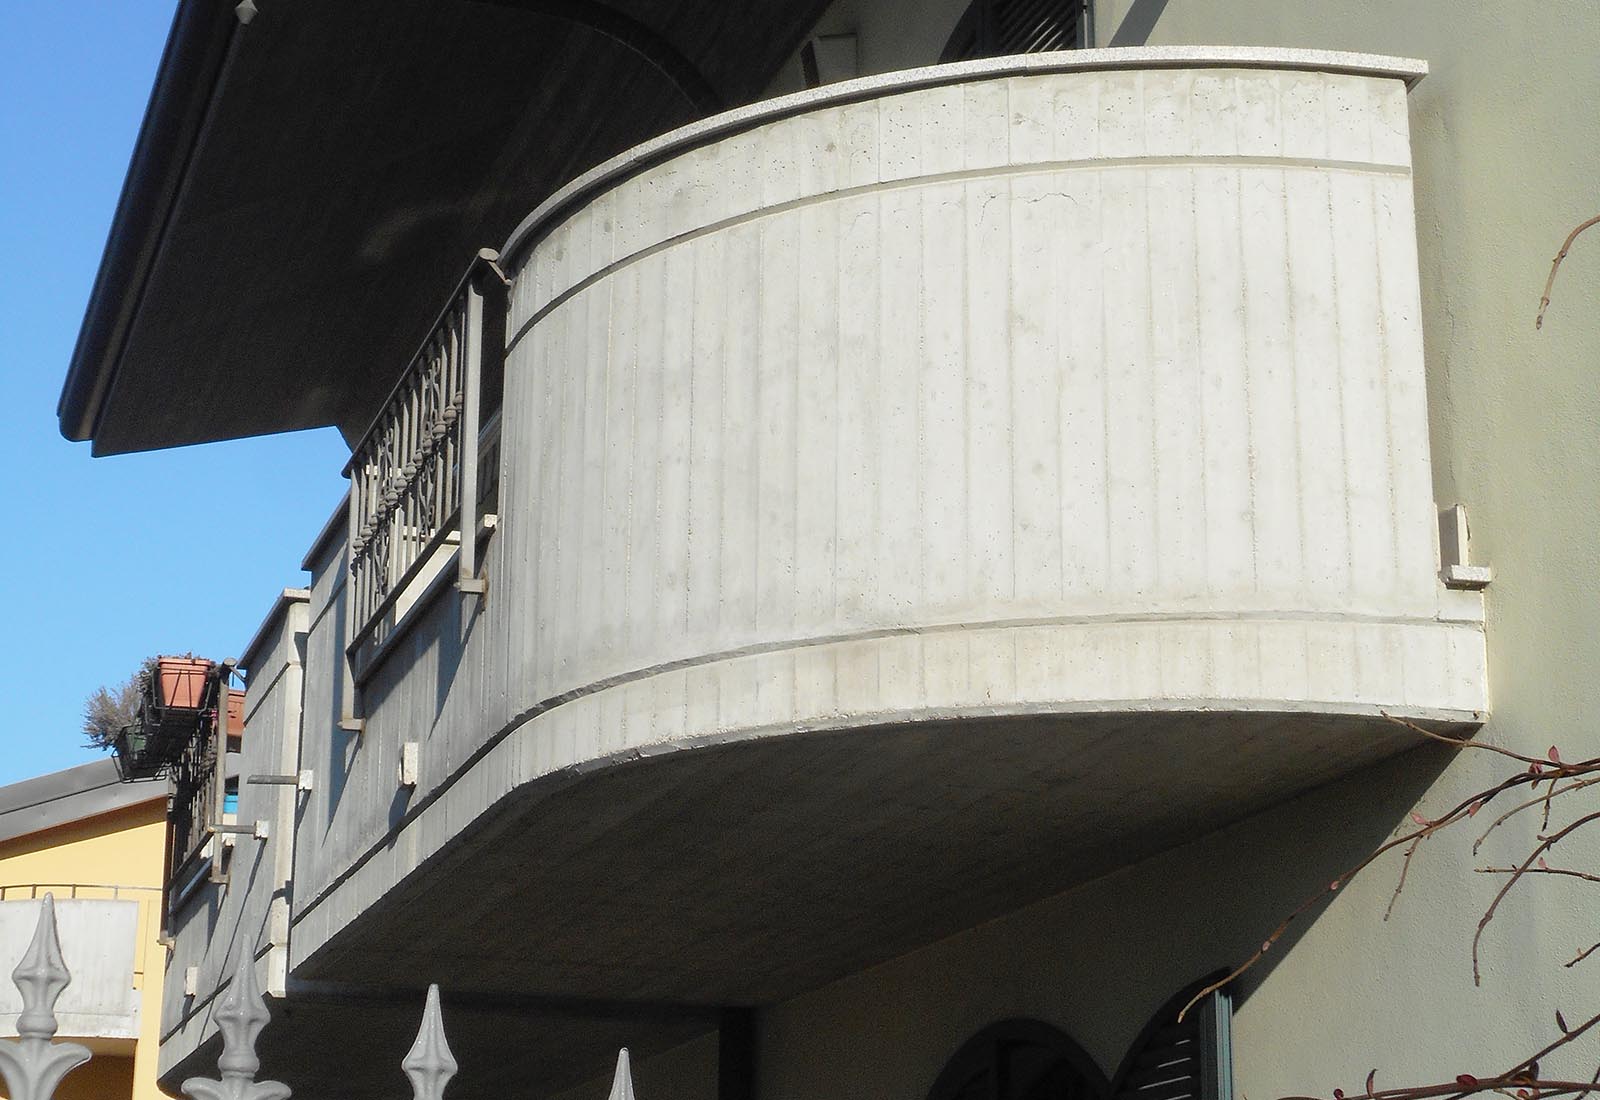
[0,763,171,1100]
[56,0,1599,1098]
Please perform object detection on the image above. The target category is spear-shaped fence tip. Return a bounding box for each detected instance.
[402,984,458,1100]
[11,894,71,1042]
[0,894,92,1100]
[607,1047,636,1100]
[180,952,290,1100]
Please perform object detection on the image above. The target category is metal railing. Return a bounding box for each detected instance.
[166,666,235,897]
[0,883,161,901]
[344,249,507,665]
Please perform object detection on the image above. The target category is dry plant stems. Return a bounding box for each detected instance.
[80,655,168,750]
[1175,716,1600,1100]
[1277,1007,1600,1100]
[1536,214,1600,329]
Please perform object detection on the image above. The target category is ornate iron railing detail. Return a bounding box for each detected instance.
[181,952,290,1100]
[0,895,92,1100]
[345,250,507,667]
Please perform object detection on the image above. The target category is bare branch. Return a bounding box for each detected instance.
[1474,810,1600,984]
[1384,837,1425,920]
[1476,866,1600,885]
[1475,777,1600,855]
[1536,214,1600,329]
[1288,1012,1600,1100]
[1563,941,1600,969]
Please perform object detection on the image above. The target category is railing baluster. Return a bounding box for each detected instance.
[343,251,505,669]
[0,895,92,1100]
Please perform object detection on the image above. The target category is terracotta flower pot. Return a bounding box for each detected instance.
[155,656,211,709]
[226,688,246,735]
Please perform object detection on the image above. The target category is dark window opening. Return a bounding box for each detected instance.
[929,980,1233,1100]
[928,1019,1111,1100]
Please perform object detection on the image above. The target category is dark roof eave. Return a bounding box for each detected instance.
[57,0,239,448]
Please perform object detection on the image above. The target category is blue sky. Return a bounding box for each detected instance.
[0,3,349,786]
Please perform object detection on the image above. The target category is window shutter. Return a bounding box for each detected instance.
[989,0,1082,53]
[942,0,1086,62]
[1111,986,1234,1100]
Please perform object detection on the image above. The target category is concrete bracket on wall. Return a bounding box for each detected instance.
[212,821,270,840]
[245,771,315,792]
[399,743,420,789]
[1439,504,1493,589]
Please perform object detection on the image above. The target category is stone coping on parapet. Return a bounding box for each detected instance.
[501,45,1428,267]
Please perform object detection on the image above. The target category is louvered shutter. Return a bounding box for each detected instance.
[941,0,1087,62]
[989,0,1082,52]
[1111,987,1233,1100]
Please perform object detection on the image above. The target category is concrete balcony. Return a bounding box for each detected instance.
[0,890,155,1045]
[494,45,1480,752]
[167,47,1488,1099]
[292,43,1485,986]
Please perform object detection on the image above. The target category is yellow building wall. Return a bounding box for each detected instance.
[0,799,174,1100]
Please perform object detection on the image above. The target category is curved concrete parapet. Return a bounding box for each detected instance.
[495,48,1484,733]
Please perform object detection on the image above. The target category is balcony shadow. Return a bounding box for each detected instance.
[1178,741,1463,1011]
[1107,0,1170,46]
[434,584,482,726]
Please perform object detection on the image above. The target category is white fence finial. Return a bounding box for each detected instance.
[181,952,290,1100]
[607,1048,636,1100]
[0,894,92,1100]
[402,984,458,1100]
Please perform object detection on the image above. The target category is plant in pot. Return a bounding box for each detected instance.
[81,657,157,751]
[85,654,216,779]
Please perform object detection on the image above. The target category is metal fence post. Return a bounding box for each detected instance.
[402,984,457,1100]
[0,895,91,1100]
[181,952,290,1100]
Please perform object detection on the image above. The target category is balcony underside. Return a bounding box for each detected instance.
[167,704,1461,1098]
[295,704,1471,1003]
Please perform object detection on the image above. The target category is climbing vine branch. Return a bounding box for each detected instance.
[1536,214,1600,329]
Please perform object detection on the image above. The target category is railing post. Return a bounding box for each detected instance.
[207,667,230,884]
[457,247,503,597]
[0,895,92,1100]
[402,985,457,1100]
[340,485,364,732]
[181,952,290,1100]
